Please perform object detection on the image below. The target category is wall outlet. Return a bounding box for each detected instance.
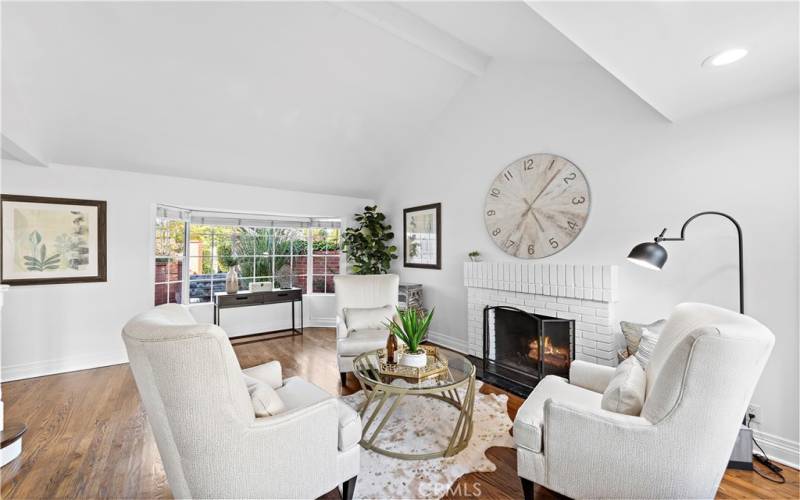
[747,404,762,424]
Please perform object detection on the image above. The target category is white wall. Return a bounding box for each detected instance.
[378,60,799,465]
[0,161,372,380]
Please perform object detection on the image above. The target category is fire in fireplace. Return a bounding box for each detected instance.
[482,306,574,392]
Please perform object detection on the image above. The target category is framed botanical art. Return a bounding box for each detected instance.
[1,195,107,285]
[403,203,441,269]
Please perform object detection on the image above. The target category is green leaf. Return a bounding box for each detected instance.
[29,231,42,246]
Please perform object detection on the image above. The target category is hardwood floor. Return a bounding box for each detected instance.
[2,327,798,499]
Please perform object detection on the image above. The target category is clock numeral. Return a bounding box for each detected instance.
[567,220,579,231]
[486,209,495,216]
[563,172,576,184]
[572,196,586,205]
[490,188,501,198]
[523,159,535,171]
[503,170,514,181]
[527,244,535,255]
[492,228,501,236]
[505,239,516,248]
[549,238,559,249]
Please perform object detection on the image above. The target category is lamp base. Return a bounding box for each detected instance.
[727,425,753,470]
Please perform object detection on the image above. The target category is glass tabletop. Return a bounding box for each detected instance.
[352,348,474,391]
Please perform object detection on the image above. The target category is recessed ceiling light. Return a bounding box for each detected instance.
[702,48,748,67]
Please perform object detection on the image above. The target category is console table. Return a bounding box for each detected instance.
[213,288,303,336]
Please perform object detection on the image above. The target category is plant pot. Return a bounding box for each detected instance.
[400,350,428,368]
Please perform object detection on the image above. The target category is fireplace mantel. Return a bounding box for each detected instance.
[464,262,619,366]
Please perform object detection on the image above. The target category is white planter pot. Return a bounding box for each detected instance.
[400,351,428,368]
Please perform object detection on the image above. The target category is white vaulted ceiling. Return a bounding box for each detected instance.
[3,2,798,195]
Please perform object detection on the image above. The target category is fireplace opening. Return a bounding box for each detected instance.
[481,306,574,393]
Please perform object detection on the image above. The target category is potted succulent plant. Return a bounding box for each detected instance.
[384,307,435,368]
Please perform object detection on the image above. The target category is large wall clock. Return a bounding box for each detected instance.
[484,153,590,259]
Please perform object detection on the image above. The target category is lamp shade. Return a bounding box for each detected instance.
[627,241,667,270]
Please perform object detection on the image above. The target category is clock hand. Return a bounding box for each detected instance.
[531,211,546,233]
[530,159,559,207]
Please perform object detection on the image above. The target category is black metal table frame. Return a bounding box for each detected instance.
[212,290,303,336]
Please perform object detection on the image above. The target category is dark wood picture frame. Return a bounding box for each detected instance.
[403,202,442,270]
[1,194,107,285]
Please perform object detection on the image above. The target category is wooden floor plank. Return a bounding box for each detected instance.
[2,327,797,499]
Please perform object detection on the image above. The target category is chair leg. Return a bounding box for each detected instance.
[341,475,357,500]
[340,372,347,386]
[520,477,535,500]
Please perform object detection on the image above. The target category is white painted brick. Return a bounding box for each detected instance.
[602,265,612,290]
[576,353,594,362]
[566,286,575,298]
[534,264,542,284]
[596,358,617,367]
[565,264,574,286]
[556,311,580,320]
[570,305,596,316]
[547,302,569,312]
[549,265,558,285]
[593,289,603,301]
[557,264,566,285]
[542,267,550,285]
[583,264,593,288]
[582,316,611,326]
[592,266,603,289]
[595,349,616,361]
[596,308,609,318]
[576,322,596,332]
[574,266,584,287]
[557,297,582,305]
[542,285,551,295]
[575,287,584,299]
[534,283,543,294]
[602,289,612,302]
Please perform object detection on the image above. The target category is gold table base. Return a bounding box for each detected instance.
[353,365,476,461]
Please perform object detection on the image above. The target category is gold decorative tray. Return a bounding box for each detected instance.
[376,345,448,380]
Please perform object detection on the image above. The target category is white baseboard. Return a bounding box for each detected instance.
[2,351,128,382]
[310,317,336,328]
[752,429,800,469]
[427,330,469,354]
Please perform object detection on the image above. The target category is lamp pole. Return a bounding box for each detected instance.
[653,211,744,314]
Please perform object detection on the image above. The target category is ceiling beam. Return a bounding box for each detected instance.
[2,134,48,167]
[333,2,490,77]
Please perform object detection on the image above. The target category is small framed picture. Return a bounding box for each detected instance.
[1,194,107,285]
[403,203,441,269]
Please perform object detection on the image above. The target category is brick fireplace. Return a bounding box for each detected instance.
[464,262,619,367]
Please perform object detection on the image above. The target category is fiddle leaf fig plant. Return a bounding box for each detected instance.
[342,205,398,274]
[384,307,435,354]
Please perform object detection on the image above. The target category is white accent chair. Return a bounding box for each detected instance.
[122,304,360,500]
[514,303,774,499]
[334,274,399,385]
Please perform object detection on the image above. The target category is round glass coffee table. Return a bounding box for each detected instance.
[352,348,476,460]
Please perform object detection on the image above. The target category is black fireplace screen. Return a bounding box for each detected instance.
[483,306,574,390]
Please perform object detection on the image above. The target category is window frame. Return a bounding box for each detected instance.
[154,217,341,306]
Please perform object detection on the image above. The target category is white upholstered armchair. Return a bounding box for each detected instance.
[333,274,399,385]
[122,304,360,499]
[514,303,774,499]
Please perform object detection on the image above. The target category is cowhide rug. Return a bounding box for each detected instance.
[340,381,515,500]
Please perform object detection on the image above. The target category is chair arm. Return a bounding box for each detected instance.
[336,315,349,339]
[234,397,341,498]
[569,360,616,393]
[242,360,283,389]
[542,399,657,498]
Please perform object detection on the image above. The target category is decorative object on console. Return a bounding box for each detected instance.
[468,250,481,262]
[403,202,441,269]
[1,194,107,285]
[225,263,240,294]
[377,344,448,380]
[627,211,744,313]
[249,281,273,292]
[384,306,435,368]
[619,319,666,361]
[484,153,590,259]
[342,205,398,274]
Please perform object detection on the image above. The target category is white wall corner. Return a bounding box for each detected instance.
[427,329,469,354]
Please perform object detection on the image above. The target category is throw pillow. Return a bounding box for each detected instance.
[601,357,646,416]
[249,381,286,417]
[344,304,395,331]
[634,327,660,368]
[620,319,666,357]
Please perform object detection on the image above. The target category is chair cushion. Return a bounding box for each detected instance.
[601,357,646,416]
[620,319,666,356]
[337,400,362,451]
[338,328,389,356]
[242,360,283,389]
[344,305,394,331]
[514,375,603,453]
[633,328,660,368]
[275,376,331,411]
[249,382,286,417]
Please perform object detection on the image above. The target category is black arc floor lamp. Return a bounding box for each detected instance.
[626,211,744,314]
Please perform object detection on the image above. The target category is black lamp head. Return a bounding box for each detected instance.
[627,241,667,270]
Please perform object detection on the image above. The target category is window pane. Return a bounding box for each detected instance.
[325,255,340,275]
[187,256,214,276]
[292,275,307,293]
[189,279,212,303]
[168,281,183,304]
[254,256,273,277]
[326,275,336,294]
[155,257,182,283]
[155,219,185,257]
[236,255,256,279]
[312,228,339,254]
[274,228,293,255]
[312,275,325,294]
[155,283,169,305]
